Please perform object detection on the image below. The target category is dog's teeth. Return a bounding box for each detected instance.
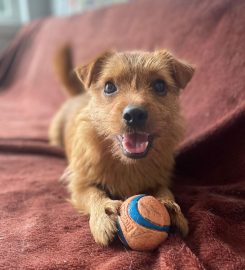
[144,141,148,149]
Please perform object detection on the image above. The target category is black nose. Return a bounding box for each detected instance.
[123,105,148,127]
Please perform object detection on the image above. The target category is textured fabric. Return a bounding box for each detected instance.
[0,0,244,269]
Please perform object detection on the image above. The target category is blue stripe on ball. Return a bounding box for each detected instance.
[128,194,171,233]
[116,219,129,248]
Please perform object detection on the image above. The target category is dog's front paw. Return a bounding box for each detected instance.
[89,200,122,246]
[160,200,189,237]
[104,200,122,216]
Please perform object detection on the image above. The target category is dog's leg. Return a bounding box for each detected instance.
[70,186,122,246]
[154,188,189,237]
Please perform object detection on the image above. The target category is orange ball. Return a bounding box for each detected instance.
[117,194,171,251]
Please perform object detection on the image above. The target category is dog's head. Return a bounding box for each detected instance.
[75,50,194,163]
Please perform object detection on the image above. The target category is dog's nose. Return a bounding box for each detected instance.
[123,105,148,127]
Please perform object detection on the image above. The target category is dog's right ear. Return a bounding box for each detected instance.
[74,51,114,89]
[156,50,195,90]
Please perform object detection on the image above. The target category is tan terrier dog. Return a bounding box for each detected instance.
[49,47,194,246]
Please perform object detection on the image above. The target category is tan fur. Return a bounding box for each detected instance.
[53,45,83,96]
[49,48,194,246]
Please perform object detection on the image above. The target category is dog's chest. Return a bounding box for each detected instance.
[97,161,169,199]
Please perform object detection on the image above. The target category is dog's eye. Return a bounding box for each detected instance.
[152,80,167,95]
[104,81,117,95]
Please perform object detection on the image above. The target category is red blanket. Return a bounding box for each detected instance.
[0,0,244,269]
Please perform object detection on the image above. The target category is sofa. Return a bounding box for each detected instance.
[0,0,244,269]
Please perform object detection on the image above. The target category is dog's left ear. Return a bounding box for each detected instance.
[157,50,195,89]
[75,51,114,89]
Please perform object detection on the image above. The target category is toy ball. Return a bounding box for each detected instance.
[117,194,171,251]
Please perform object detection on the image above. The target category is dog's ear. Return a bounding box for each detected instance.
[157,50,195,89]
[74,51,113,89]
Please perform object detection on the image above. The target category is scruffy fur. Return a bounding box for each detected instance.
[49,46,195,246]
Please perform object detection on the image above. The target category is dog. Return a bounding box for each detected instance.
[49,46,194,246]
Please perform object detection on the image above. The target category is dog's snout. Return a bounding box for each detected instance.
[123,105,148,127]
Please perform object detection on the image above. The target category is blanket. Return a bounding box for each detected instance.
[0,0,244,269]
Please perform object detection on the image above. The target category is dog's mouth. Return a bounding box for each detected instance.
[117,132,152,159]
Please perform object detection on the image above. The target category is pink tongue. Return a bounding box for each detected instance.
[122,133,149,154]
